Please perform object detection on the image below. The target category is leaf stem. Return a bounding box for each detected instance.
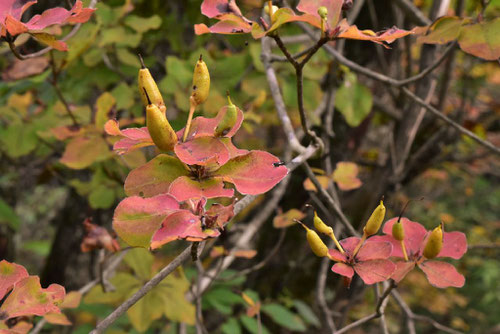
[183,97,197,142]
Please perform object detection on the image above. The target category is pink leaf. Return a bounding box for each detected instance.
[0,1,37,22]
[297,0,343,30]
[219,137,249,159]
[356,240,392,261]
[439,231,467,259]
[113,194,180,248]
[391,261,415,283]
[337,21,414,45]
[327,249,347,262]
[331,263,354,278]
[338,236,361,255]
[201,0,248,20]
[418,260,465,288]
[175,137,230,166]
[0,277,65,319]
[104,120,154,155]
[0,261,28,300]
[150,211,220,249]
[251,8,320,39]
[4,14,28,36]
[195,19,251,35]
[382,217,427,258]
[205,202,235,229]
[59,135,110,170]
[169,176,234,202]
[215,150,288,195]
[354,259,396,285]
[25,1,95,31]
[124,154,189,197]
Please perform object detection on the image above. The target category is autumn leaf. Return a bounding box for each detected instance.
[332,161,362,191]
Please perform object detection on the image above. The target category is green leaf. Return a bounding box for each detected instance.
[59,135,111,169]
[88,185,115,209]
[0,198,20,230]
[417,16,464,44]
[239,315,270,334]
[261,303,306,332]
[293,300,320,328]
[0,122,39,158]
[116,48,141,68]
[22,240,51,256]
[124,249,154,281]
[336,73,373,127]
[124,15,162,34]
[458,18,500,61]
[204,288,243,315]
[221,318,241,334]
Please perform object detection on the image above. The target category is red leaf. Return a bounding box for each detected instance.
[337,20,414,45]
[0,277,65,319]
[331,263,354,278]
[124,154,189,197]
[328,249,347,262]
[113,194,180,248]
[391,261,415,283]
[104,120,154,155]
[251,8,320,39]
[150,211,219,249]
[0,1,36,22]
[168,176,234,202]
[382,217,427,258]
[418,260,465,288]
[4,14,28,36]
[0,261,28,300]
[25,1,94,31]
[356,240,392,261]
[201,0,248,20]
[175,137,230,166]
[296,0,343,30]
[338,236,361,254]
[205,202,235,229]
[195,19,251,35]
[439,231,467,259]
[215,150,288,195]
[354,259,396,284]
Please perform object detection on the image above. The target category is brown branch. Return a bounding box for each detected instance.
[49,52,79,127]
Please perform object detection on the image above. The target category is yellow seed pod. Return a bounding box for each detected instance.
[313,211,333,236]
[423,223,443,259]
[392,220,405,241]
[146,100,177,152]
[298,221,328,257]
[363,199,386,236]
[191,55,210,106]
[215,92,238,137]
[264,4,279,16]
[138,55,166,113]
[317,6,328,19]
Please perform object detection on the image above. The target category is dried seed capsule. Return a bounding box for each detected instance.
[215,92,239,137]
[191,55,210,106]
[145,93,177,151]
[138,55,166,113]
[298,221,328,257]
[317,6,328,19]
[423,223,443,259]
[363,199,386,236]
[392,220,404,241]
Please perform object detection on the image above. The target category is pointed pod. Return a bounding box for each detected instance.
[215,92,238,136]
[138,57,166,113]
[423,223,443,259]
[392,219,405,241]
[191,55,210,106]
[313,211,333,236]
[146,102,177,152]
[363,199,386,236]
[298,221,328,257]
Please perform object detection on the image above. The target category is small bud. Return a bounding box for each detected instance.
[214,91,239,137]
[317,6,328,19]
[298,221,329,257]
[392,220,405,241]
[363,199,386,236]
[138,55,166,113]
[423,223,443,259]
[191,55,210,106]
[264,4,279,16]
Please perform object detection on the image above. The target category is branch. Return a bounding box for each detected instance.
[402,87,500,155]
[392,0,432,25]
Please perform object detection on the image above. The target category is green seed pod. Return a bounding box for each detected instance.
[317,6,328,20]
[214,92,238,137]
[138,55,166,113]
[392,220,405,241]
[423,223,443,259]
[363,200,386,236]
[146,99,177,152]
[313,211,333,236]
[191,55,210,106]
[264,4,279,16]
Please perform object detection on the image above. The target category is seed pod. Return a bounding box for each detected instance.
[392,220,405,241]
[191,55,210,106]
[145,93,177,151]
[317,6,328,19]
[298,221,328,257]
[363,199,386,236]
[138,55,166,113]
[313,211,333,236]
[264,4,279,16]
[423,223,443,259]
[215,92,238,137]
